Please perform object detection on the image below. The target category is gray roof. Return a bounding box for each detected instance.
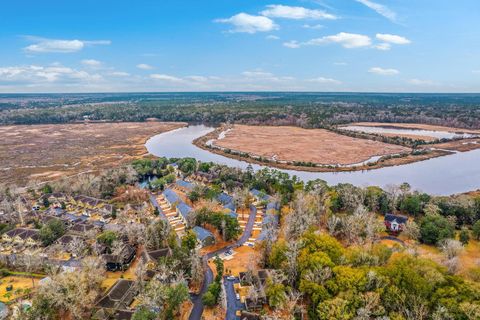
[177,202,193,220]
[193,226,214,241]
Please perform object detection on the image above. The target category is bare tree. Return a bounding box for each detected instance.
[284,192,321,241]
[403,220,421,241]
[68,237,88,258]
[439,239,464,260]
[190,248,204,289]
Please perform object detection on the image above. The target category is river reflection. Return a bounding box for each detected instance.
[145,125,480,195]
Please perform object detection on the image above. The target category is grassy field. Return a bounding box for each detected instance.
[211,125,409,166]
[350,122,480,135]
[0,121,185,185]
[0,275,40,303]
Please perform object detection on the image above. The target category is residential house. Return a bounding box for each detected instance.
[18,229,41,246]
[69,222,97,236]
[250,189,271,203]
[174,180,195,193]
[56,234,86,255]
[141,248,171,266]
[192,226,215,247]
[217,192,233,205]
[96,279,137,311]
[176,202,193,224]
[2,228,40,246]
[384,214,408,234]
[162,189,181,209]
[257,214,279,242]
[102,244,136,271]
[72,195,109,211]
[190,171,218,184]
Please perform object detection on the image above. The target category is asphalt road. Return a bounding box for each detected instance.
[224,276,245,320]
[189,204,258,320]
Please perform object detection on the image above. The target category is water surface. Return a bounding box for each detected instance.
[146,125,480,195]
[341,125,477,140]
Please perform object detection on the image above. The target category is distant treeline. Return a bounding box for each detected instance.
[1,92,480,129]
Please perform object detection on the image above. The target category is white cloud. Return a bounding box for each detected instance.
[110,71,130,77]
[185,75,209,82]
[242,71,275,78]
[260,5,337,20]
[241,70,294,82]
[0,64,101,83]
[215,13,278,34]
[266,35,280,40]
[150,74,183,82]
[137,63,154,70]
[373,43,391,51]
[308,77,341,84]
[334,62,348,66]
[356,0,397,22]
[302,24,324,29]
[369,67,399,75]
[305,32,372,48]
[376,34,410,45]
[283,40,300,48]
[23,36,110,53]
[81,59,102,67]
[408,78,434,85]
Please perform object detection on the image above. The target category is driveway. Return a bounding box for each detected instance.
[224,276,245,320]
[148,193,168,222]
[189,204,257,320]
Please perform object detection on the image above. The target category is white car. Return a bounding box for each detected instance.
[236,293,240,300]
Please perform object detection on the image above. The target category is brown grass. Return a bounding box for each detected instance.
[351,122,480,134]
[212,125,408,166]
[0,276,39,302]
[223,246,261,277]
[0,121,185,185]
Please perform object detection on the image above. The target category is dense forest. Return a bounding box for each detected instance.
[1,92,480,129]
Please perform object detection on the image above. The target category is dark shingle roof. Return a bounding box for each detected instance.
[96,279,136,309]
[384,214,408,224]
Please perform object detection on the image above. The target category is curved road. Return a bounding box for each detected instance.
[189,204,258,320]
[150,192,258,319]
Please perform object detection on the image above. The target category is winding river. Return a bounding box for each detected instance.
[145,125,480,196]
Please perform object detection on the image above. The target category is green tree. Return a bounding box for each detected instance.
[265,280,287,308]
[202,291,216,307]
[97,231,118,248]
[165,282,189,318]
[181,230,197,251]
[41,184,53,194]
[39,219,66,246]
[42,197,50,208]
[213,256,224,282]
[459,228,470,245]
[472,220,480,240]
[132,306,156,320]
[419,214,455,245]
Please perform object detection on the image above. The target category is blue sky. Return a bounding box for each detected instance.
[0,0,479,93]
